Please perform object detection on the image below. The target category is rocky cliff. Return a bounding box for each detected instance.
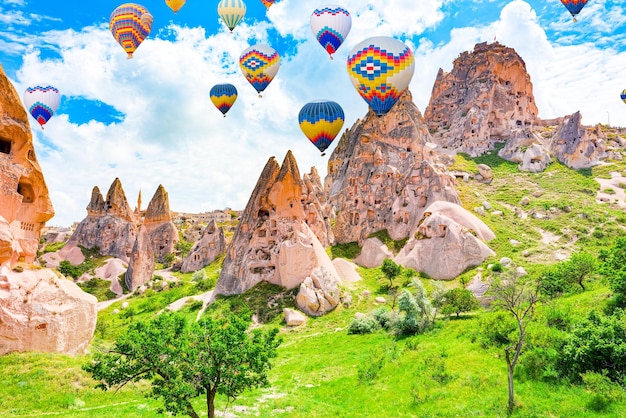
[180,220,226,273]
[0,64,54,267]
[325,90,460,245]
[143,184,179,262]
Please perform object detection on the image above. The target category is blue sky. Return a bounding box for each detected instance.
[1,0,625,227]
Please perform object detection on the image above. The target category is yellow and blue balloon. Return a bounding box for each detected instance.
[298,100,344,156]
[239,44,280,97]
[23,84,61,129]
[109,3,153,59]
[210,84,238,117]
[347,36,415,116]
[165,0,186,13]
[621,88,626,104]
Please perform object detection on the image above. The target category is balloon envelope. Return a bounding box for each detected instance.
[110,3,153,58]
[239,44,280,95]
[260,0,275,8]
[298,100,344,154]
[165,0,186,13]
[218,0,246,32]
[560,0,588,20]
[310,5,351,58]
[346,36,415,116]
[23,84,61,128]
[210,84,238,116]
[621,89,626,104]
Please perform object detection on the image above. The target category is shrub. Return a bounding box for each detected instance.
[491,262,503,273]
[440,287,479,317]
[372,306,393,329]
[348,316,380,335]
[474,311,516,348]
[582,371,623,412]
[392,278,435,336]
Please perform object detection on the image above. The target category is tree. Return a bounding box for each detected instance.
[83,312,281,418]
[393,278,436,336]
[381,258,402,289]
[441,287,480,317]
[488,272,539,412]
[560,252,596,291]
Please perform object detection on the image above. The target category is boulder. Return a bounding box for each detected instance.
[295,266,341,316]
[354,237,393,268]
[283,308,306,326]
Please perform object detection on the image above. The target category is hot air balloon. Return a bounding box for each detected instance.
[110,3,153,59]
[298,100,344,156]
[210,84,238,116]
[165,0,185,13]
[310,5,351,59]
[346,36,415,116]
[621,89,626,104]
[218,0,246,32]
[560,0,589,22]
[23,84,61,129]
[260,0,275,9]
[239,44,280,97]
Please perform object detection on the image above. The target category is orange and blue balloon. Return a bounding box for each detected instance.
[310,5,351,59]
[260,0,275,9]
[239,44,280,97]
[218,0,246,32]
[210,84,238,117]
[23,84,61,129]
[347,36,415,116]
[560,0,588,21]
[109,3,153,59]
[298,100,344,155]
[165,0,186,13]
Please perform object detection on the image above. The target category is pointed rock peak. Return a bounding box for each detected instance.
[206,219,217,234]
[86,186,105,215]
[145,184,171,222]
[105,178,135,222]
[277,150,302,184]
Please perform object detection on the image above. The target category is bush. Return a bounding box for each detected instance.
[372,306,393,329]
[582,371,623,412]
[474,311,516,348]
[348,316,380,335]
[440,287,479,317]
[537,265,570,299]
[392,279,435,336]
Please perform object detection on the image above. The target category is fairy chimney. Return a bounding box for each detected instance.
[143,184,179,262]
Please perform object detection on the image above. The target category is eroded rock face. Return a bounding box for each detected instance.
[326,90,460,245]
[143,184,179,262]
[424,42,538,157]
[547,111,608,169]
[0,64,54,267]
[62,178,138,262]
[214,151,341,316]
[125,225,155,292]
[180,220,226,273]
[0,267,97,355]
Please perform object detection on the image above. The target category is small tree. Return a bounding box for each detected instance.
[83,312,281,418]
[488,272,539,412]
[393,278,436,336]
[441,287,479,317]
[381,258,402,289]
[560,252,596,291]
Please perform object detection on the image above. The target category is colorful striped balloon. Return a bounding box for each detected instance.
[210,84,238,116]
[346,36,415,116]
[109,3,153,59]
[310,5,351,59]
[165,0,186,13]
[298,100,344,155]
[621,89,626,104]
[23,84,61,129]
[239,44,280,97]
[218,0,246,32]
[260,0,275,9]
[560,0,588,21]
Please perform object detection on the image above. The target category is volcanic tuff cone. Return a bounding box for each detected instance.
[214,151,341,315]
[424,41,538,156]
[143,184,179,262]
[0,63,54,267]
[325,89,460,245]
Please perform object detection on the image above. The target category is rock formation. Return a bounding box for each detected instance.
[61,179,138,263]
[424,41,538,156]
[214,151,341,316]
[326,89,460,245]
[0,64,54,267]
[143,184,179,262]
[0,267,97,355]
[180,220,226,273]
[546,111,608,169]
[125,225,155,292]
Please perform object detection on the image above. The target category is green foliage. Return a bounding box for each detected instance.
[440,287,479,317]
[348,316,380,335]
[582,371,624,412]
[560,310,626,383]
[175,239,193,258]
[41,241,66,254]
[367,229,408,253]
[380,258,402,289]
[83,311,281,418]
[372,306,394,329]
[77,278,117,302]
[328,241,361,259]
[393,278,435,336]
[560,252,597,291]
[537,264,570,299]
[57,260,95,279]
[490,262,503,272]
[474,311,516,348]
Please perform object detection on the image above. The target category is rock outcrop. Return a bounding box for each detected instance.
[0,267,97,355]
[214,151,341,315]
[124,225,155,292]
[143,184,179,262]
[0,64,54,267]
[61,179,138,263]
[180,220,226,273]
[547,111,608,169]
[424,41,538,156]
[326,89,460,245]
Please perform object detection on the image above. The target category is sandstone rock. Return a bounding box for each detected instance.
[326,90,460,245]
[0,64,54,267]
[295,266,341,316]
[420,201,495,242]
[283,308,306,326]
[498,131,551,172]
[354,237,393,268]
[214,151,341,300]
[0,267,97,355]
[424,42,538,156]
[125,225,155,292]
[547,111,608,169]
[180,220,226,273]
[476,164,493,182]
[332,258,361,283]
[143,184,179,262]
[375,296,386,304]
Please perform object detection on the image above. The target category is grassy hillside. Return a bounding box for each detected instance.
[3,150,626,417]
